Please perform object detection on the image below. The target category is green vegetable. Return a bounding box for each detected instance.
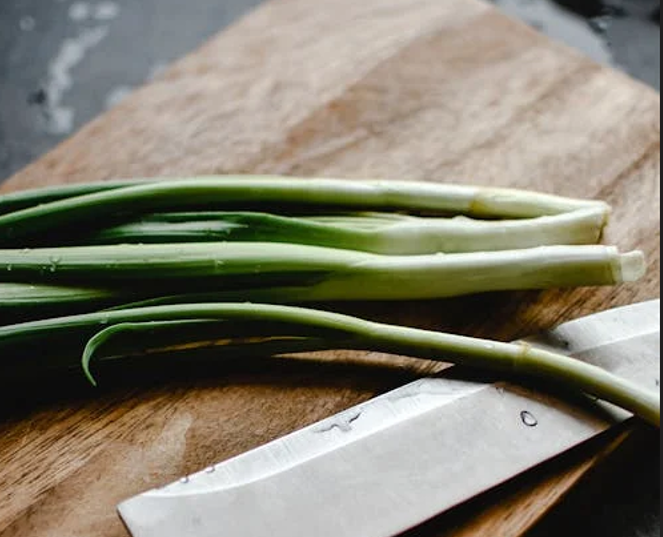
[0,177,609,246]
[0,178,650,428]
[0,244,644,320]
[0,282,131,322]
[0,303,658,426]
[0,315,340,378]
[59,207,608,254]
[0,179,146,215]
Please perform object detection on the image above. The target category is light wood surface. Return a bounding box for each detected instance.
[0,0,659,535]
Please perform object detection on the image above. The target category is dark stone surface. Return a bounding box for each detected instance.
[0,2,659,537]
[0,0,264,182]
[492,0,660,90]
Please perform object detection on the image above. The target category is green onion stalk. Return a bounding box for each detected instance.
[57,208,608,255]
[0,303,658,426]
[0,179,143,215]
[0,282,131,322]
[0,243,645,320]
[0,177,610,246]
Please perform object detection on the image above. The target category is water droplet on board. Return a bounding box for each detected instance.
[204,466,216,474]
[520,411,539,427]
[180,476,190,485]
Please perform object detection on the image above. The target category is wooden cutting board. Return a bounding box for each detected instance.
[0,0,659,535]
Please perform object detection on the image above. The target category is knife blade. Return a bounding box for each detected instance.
[119,300,660,537]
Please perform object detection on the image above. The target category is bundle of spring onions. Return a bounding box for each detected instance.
[0,176,657,426]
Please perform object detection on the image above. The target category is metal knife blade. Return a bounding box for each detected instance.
[119,300,660,537]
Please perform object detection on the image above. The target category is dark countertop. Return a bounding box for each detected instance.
[0,1,660,536]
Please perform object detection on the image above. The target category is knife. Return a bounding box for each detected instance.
[119,300,660,537]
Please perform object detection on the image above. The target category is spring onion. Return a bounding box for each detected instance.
[0,242,644,294]
[0,179,145,216]
[0,303,658,426]
[0,282,130,322]
[0,177,609,246]
[57,207,608,254]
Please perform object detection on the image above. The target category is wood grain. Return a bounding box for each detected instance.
[0,0,659,535]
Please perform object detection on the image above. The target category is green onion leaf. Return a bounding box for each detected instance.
[0,303,658,426]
